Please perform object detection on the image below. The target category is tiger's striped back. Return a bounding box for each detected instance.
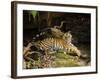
[33,37,81,56]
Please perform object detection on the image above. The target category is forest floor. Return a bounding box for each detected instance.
[23,43,90,69]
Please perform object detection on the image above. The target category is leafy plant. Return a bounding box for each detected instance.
[30,11,38,20]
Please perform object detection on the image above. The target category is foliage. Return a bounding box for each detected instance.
[30,11,38,19]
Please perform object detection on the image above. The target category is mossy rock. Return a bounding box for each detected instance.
[51,52,80,67]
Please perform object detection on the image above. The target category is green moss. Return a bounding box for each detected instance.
[51,52,80,67]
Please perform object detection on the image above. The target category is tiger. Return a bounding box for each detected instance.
[32,31,81,57]
[23,31,81,68]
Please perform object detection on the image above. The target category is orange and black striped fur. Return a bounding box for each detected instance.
[32,31,81,57]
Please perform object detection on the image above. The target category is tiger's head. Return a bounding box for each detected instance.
[62,31,72,44]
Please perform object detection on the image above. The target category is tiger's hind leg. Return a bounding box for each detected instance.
[66,45,81,57]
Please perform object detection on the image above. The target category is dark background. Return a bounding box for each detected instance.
[23,10,91,45]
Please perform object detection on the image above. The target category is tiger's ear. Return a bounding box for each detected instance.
[64,31,71,35]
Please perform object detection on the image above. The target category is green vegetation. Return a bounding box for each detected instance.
[51,52,80,67]
[30,11,38,19]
